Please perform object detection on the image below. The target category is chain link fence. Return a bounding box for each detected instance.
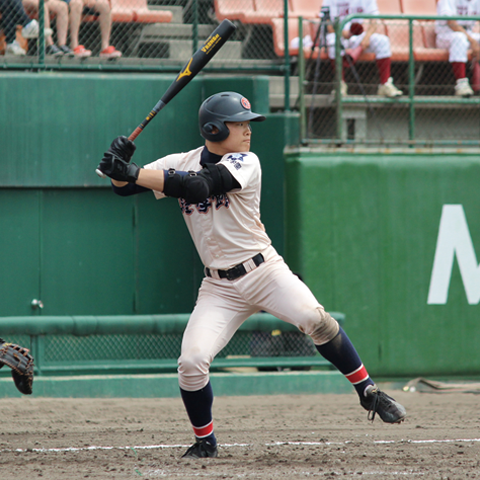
[295,13,480,147]
[0,0,287,71]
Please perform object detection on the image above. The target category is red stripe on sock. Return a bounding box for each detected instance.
[345,365,369,385]
[193,421,214,439]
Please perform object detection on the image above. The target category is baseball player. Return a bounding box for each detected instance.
[97,92,406,459]
[321,0,403,97]
[435,0,480,97]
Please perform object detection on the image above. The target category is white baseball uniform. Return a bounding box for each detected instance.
[144,147,339,391]
[322,0,391,60]
[436,0,480,63]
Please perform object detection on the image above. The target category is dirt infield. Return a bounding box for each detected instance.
[1,388,479,479]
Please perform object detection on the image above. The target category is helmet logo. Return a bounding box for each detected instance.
[241,97,251,110]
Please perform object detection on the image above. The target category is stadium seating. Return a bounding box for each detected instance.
[377,0,402,15]
[213,0,255,22]
[289,0,323,19]
[271,17,318,58]
[241,0,292,24]
[121,0,172,23]
[401,0,437,16]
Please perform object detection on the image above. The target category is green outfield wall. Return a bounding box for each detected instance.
[285,148,480,378]
[0,72,298,317]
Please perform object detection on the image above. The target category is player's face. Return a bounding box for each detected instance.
[221,121,252,153]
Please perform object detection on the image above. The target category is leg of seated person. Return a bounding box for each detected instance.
[84,0,121,57]
[437,31,472,97]
[68,0,82,49]
[68,0,91,57]
[366,34,402,98]
[47,0,69,48]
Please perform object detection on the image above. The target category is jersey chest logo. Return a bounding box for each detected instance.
[179,193,230,215]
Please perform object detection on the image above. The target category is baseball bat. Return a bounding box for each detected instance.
[96,18,237,178]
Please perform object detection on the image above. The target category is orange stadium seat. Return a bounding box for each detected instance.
[386,21,426,62]
[111,0,172,23]
[289,0,323,19]
[401,0,437,16]
[377,0,402,15]
[271,17,318,57]
[214,0,255,22]
[242,0,291,24]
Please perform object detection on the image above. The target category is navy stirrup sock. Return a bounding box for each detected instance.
[180,381,217,446]
[316,326,374,397]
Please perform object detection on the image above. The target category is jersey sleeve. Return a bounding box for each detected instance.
[365,0,379,15]
[219,152,261,191]
[143,153,184,199]
[437,0,455,16]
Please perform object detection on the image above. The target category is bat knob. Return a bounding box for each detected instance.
[96,168,107,178]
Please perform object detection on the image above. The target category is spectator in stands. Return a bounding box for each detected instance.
[322,0,403,98]
[0,0,39,55]
[64,0,121,58]
[435,0,480,97]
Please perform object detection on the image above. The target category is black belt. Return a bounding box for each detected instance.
[205,253,265,281]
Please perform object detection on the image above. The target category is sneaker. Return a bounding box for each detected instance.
[22,19,39,39]
[455,78,474,97]
[331,80,348,96]
[46,44,64,57]
[5,40,26,56]
[99,45,122,59]
[73,45,92,58]
[59,45,75,57]
[181,439,218,459]
[360,384,407,423]
[377,77,402,98]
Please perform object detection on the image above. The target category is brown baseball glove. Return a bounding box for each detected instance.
[0,339,34,394]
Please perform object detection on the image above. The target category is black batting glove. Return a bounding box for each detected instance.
[97,152,141,183]
[108,136,136,163]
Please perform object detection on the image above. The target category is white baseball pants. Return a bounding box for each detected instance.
[436,31,480,63]
[178,246,339,391]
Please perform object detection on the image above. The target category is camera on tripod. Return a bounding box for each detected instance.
[320,6,330,23]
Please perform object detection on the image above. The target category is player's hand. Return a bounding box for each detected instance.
[360,35,371,50]
[97,152,141,183]
[108,136,136,163]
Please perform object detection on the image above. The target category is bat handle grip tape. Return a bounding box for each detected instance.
[96,168,106,178]
[129,127,143,141]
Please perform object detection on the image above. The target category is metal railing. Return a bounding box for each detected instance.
[0,312,345,375]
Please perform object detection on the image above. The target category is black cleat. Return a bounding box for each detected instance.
[182,439,218,459]
[360,385,406,424]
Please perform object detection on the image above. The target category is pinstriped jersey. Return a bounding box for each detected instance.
[322,0,379,29]
[436,0,480,35]
[143,146,271,270]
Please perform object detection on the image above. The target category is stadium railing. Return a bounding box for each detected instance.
[0,312,345,376]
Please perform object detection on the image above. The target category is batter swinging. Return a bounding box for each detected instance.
[97,92,406,459]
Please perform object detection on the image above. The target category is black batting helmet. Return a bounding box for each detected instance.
[199,92,266,142]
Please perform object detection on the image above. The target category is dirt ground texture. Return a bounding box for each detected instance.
[0,388,479,479]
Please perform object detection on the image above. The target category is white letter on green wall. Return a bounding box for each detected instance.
[428,204,480,305]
